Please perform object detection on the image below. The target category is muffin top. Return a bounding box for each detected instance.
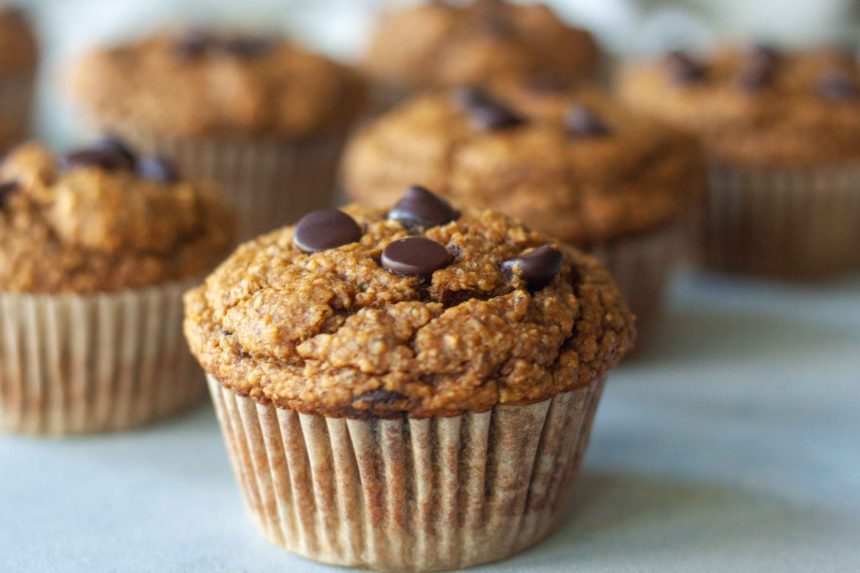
[0,7,38,74]
[184,189,635,418]
[71,32,367,139]
[0,140,235,294]
[341,82,703,245]
[364,0,601,90]
[618,46,860,165]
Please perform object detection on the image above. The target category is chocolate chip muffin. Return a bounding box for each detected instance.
[619,46,860,277]
[364,0,601,108]
[341,82,704,338]
[185,189,634,571]
[70,31,367,240]
[0,7,38,151]
[0,139,235,435]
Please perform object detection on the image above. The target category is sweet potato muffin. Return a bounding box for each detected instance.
[341,81,704,336]
[364,0,601,107]
[185,189,634,571]
[619,46,860,276]
[70,31,367,239]
[0,7,38,151]
[0,138,235,435]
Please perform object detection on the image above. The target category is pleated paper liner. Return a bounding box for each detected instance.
[208,374,606,572]
[704,162,860,278]
[0,72,35,151]
[109,129,347,242]
[0,281,204,435]
[588,221,681,343]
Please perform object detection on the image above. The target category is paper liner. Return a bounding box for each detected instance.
[208,375,606,572]
[588,223,680,342]
[704,163,860,278]
[0,72,35,151]
[0,281,204,435]
[112,130,346,241]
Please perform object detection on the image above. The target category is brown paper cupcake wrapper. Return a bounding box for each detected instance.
[114,130,346,241]
[704,163,860,278]
[588,223,681,341]
[0,281,204,435]
[208,374,606,572]
[0,72,35,151]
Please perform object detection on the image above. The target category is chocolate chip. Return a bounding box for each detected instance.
[454,87,525,131]
[0,181,17,209]
[381,237,453,277]
[737,44,779,92]
[353,389,407,406]
[219,35,274,58]
[293,209,362,253]
[388,185,459,229]
[663,50,707,85]
[136,156,180,183]
[94,135,136,169]
[565,105,611,138]
[174,30,213,58]
[817,71,858,100]
[60,148,132,172]
[501,244,563,290]
[747,43,780,69]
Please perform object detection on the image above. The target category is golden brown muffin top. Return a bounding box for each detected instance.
[0,140,235,294]
[0,7,38,74]
[71,32,367,139]
[184,193,635,418]
[341,82,704,245]
[618,46,860,165]
[364,0,601,90]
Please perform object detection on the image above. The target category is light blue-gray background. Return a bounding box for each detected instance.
[3,1,860,571]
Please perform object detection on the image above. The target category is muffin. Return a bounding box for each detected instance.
[364,0,601,109]
[0,7,38,151]
[0,139,234,435]
[340,82,704,338]
[184,189,635,572]
[618,46,860,277]
[70,31,366,241]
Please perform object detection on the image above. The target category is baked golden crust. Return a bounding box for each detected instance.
[0,143,235,293]
[71,34,367,138]
[341,85,704,245]
[364,0,600,90]
[184,204,635,418]
[618,48,860,165]
[0,8,37,75]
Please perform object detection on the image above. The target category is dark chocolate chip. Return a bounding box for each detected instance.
[59,148,132,172]
[565,105,611,138]
[381,237,453,277]
[353,389,408,406]
[747,43,780,69]
[817,71,858,100]
[663,50,707,85]
[293,209,362,253]
[136,156,180,183]
[388,185,459,229]
[737,64,775,92]
[501,244,563,290]
[453,86,525,130]
[0,180,17,209]
[174,30,213,58]
[219,35,274,58]
[94,135,137,169]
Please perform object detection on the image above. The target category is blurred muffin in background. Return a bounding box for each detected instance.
[0,138,234,435]
[340,80,705,340]
[363,0,602,109]
[0,7,38,151]
[619,46,860,278]
[70,31,367,241]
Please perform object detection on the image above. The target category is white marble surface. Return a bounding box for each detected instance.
[2,270,859,572]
